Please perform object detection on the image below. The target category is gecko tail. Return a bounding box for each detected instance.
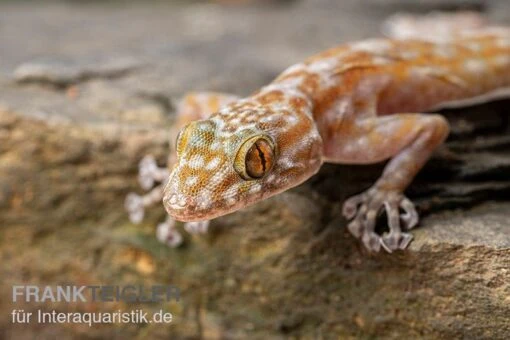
[382,11,488,42]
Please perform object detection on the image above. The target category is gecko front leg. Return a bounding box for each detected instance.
[329,113,450,252]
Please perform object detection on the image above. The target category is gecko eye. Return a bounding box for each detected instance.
[234,135,275,180]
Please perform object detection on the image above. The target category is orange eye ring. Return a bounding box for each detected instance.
[234,135,275,180]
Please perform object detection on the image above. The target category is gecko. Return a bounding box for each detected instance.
[126,12,510,252]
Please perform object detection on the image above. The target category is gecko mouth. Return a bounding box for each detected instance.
[163,186,239,222]
[163,189,208,221]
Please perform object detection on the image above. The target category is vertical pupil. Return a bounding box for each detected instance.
[245,139,272,178]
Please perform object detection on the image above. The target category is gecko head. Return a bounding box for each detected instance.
[163,106,323,222]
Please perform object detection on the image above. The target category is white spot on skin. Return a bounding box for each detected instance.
[356,138,369,149]
[211,116,226,129]
[282,63,306,75]
[178,159,188,168]
[307,58,337,74]
[269,102,290,113]
[342,144,354,155]
[225,196,237,206]
[284,115,299,125]
[185,176,198,187]
[198,123,214,131]
[209,171,227,188]
[188,154,205,169]
[411,66,437,78]
[249,183,262,194]
[331,97,353,116]
[178,196,186,207]
[277,157,296,170]
[205,157,221,170]
[371,56,393,66]
[399,49,419,60]
[197,191,212,209]
[465,41,483,52]
[261,114,278,124]
[433,45,456,59]
[237,110,249,119]
[270,77,308,91]
[496,38,510,48]
[266,173,276,184]
[245,115,257,123]
[493,55,510,67]
[350,39,392,54]
[222,185,239,206]
[210,142,222,151]
[464,59,487,74]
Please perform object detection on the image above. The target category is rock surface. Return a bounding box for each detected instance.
[0,1,509,339]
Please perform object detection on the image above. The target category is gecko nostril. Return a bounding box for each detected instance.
[185,197,198,210]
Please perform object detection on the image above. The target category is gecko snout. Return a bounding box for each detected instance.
[164,193,188,211]
[163,184,204,221]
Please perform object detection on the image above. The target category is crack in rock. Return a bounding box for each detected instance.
[13,56,143,88]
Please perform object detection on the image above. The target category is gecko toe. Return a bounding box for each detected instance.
[156,219,182,247]
[342,194,365,219]
[381,232,413,252]
[347,218,363,238]
[125,193,144,224]
[362,232,382,252]
[184,220,210,234]
[138,155,158,190]
[398,233,414,249]
[400,198,419,230]
[347,211,383,253]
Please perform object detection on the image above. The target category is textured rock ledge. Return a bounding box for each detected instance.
[1,1,509,339]
[1,92,509,340]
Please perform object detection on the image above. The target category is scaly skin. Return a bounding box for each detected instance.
[128,13,510,252]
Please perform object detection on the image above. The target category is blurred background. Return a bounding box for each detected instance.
[1,0,509,339]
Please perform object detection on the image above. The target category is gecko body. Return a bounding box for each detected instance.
[127,13,510,251]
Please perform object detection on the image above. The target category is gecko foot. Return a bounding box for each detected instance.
[138,155,169,191]
[156,217,183,247]
[342,187,419,252]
